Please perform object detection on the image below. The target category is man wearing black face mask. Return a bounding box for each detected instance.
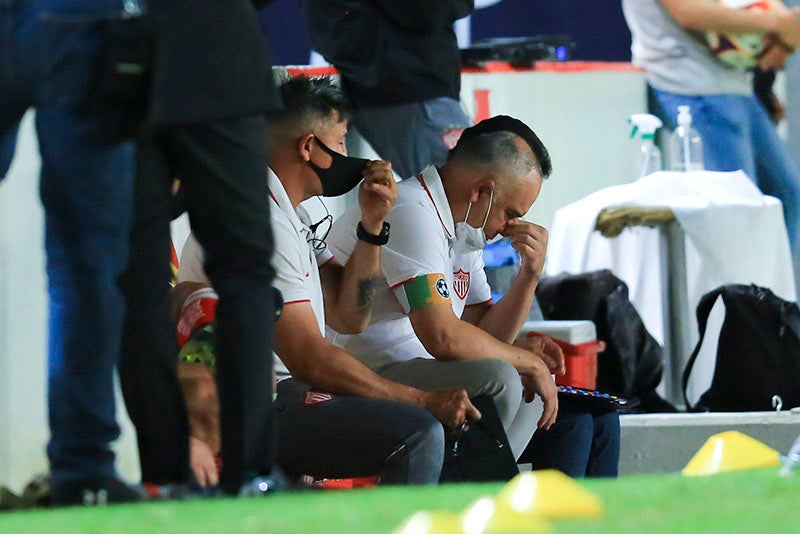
[174,75,480,486]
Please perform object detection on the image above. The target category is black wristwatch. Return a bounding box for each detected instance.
[357,221,390,246]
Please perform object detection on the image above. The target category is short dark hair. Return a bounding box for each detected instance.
[447,131,540,193]
[450,115,552,179]
[269,74,351,138]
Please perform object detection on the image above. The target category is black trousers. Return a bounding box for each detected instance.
[274,379,445,485]
[118,115,276,492]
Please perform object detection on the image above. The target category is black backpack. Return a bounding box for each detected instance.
[682,284,800,412]
[536,270,675,413]
[439,395,519,483]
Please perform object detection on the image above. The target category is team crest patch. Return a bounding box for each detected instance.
[453,269,470,300]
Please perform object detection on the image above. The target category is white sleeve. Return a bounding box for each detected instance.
[271,215,313,304]
[314,241,335,269]
[382,200,451,288]
[465,251,493,306]
[176,233,210,285]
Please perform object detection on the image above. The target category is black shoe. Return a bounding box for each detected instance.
[51,477,145,507]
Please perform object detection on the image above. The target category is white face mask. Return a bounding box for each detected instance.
[453,189,494,254]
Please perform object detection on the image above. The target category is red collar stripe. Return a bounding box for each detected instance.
[417,174,453,239]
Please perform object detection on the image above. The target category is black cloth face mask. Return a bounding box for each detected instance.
[308,138,370,197]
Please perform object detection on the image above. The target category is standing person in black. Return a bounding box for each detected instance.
[117,0,282,496]
[305,0,475,180]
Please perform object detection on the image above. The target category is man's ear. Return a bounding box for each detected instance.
[471,177,495,201]
[298,134,315,162]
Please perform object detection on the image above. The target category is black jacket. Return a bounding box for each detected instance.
[306,0,474,108]
[148,0,280,126]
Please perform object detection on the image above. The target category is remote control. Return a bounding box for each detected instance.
[556,384,632,413]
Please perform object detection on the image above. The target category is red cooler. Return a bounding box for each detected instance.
[518,320,605,390]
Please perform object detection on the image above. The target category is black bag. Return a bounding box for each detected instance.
[439,395,519,483]
[536,270,675,413]
[682,284,800,412]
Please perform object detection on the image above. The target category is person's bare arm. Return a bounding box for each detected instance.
[177,362,220,487]
[660,0,800,50]
[322,161,396,334]
[465,220,548,344]
[278,301,480,428]
[409,303,558,429]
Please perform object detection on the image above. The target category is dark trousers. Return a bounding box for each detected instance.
[274,379,445,485]
[521,399,621,478]
[118,115,276,492]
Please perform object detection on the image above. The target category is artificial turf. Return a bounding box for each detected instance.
[1,468,799,533]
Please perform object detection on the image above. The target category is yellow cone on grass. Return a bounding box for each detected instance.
[393,470,601,534]
[460,496,550,533]
[493,470,603,519]
[682,430,781,476]
[393,499,550,534]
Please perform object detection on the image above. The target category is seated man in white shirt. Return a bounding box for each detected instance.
[174,75,479,487]
[327,116,620,477]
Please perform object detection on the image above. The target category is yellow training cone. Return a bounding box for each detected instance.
[393,511,462,534]
[460,496,550,534]
[682,431,781,477]
[493,470,603,519]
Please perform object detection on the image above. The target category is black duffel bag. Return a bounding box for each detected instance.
[439,395,519,483]
[536,270,675,413]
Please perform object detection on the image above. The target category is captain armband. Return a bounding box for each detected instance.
[401,273,451,310]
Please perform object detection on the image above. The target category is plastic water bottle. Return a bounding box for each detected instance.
[629,113,663,178]
[669,106,704,172]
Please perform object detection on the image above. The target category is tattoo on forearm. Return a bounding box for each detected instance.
[357,277,380,307]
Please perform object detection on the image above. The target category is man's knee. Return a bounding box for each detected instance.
[400,408,445,454]
[466,359,523,424]
[385,409,445,485]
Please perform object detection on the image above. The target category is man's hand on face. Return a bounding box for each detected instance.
[514,336,566,376]
[422,389,482,430]
[518,355,559,430]
[358,161,397,234]
[504,219,548,280]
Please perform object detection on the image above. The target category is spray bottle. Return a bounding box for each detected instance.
[629,113,663,178]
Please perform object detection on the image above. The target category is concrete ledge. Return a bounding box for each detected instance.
[619,411,800,475]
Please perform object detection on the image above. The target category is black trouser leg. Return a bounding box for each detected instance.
[118,133,190,485]
[165,115,275,493]
[274,380,444,485]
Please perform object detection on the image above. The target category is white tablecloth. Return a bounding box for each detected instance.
[546,170,797,347]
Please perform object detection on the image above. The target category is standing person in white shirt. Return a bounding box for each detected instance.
[622,0,800,286]
[327,116,621,477]
[174,75,479,487]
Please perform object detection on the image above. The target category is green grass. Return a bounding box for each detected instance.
[1,469,799,533]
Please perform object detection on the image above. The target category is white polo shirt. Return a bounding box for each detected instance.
[177,168,334,380]
[326,165,492,371]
